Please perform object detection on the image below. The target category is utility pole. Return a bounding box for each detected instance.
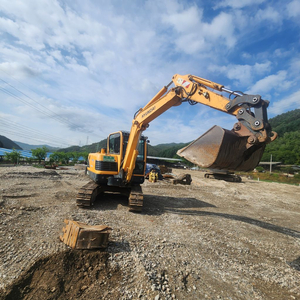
[270,154,272,173]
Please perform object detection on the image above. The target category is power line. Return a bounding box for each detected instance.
[0,117,72,147]
[0,67,103,139]
[0,86,63,121]
[0,78,82,130]
[0,68,104,144]
[0,118,66,144]
[1,127,69,147]
[0,118,71,145]
[1,128,67,147]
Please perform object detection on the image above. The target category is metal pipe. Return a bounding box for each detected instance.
[221,87,243,97]
[165,81,173,89]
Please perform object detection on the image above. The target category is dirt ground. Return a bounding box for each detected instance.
[0,165,299,300]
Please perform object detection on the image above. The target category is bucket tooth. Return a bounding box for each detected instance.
[177,125,265,172]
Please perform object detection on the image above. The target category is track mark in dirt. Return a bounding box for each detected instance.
[2,194,38,199]
[289,256,300,271]
[0,250,122,300]
[2,171,62,180]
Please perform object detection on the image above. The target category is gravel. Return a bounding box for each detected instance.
[0,165,300,299]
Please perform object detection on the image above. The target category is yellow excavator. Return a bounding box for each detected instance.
[76,74,277,211]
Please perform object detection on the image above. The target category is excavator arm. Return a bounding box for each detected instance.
[121,74,277,182]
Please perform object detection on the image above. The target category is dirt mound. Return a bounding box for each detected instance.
[0,250,122,300]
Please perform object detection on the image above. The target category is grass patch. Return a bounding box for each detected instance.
[246,172,300,185]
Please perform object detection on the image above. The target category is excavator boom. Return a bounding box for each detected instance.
[122,74,276,180]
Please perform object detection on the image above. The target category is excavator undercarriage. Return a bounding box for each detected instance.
[204,171,242,182]
[76,181,143,212]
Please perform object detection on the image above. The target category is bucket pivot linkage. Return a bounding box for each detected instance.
[177,93,277,172]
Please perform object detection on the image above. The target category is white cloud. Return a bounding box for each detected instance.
[255,7,281,23]
[162,7,236,55]
[204,12,236,48]
[49,50,63,62]
[286,0,300,18]
[269,90,300,114]
[209,62,271,87]
[0,0,299,146]
[289,57,300,74]
[0,62,38,79]
[246,71,292,94]
[215,0,265,9]
[162,6,203,33]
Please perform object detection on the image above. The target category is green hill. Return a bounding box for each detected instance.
[261,109,300,164]
[146,109,300,164]
[57,109,299,165]
[268,109,300,137]
[0,135,22,150]
[14,141,59,152]
[59,138,186,158]
[148,142,189,158]
[59,139,107,153]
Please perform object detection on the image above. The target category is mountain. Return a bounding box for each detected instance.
[261,109,300,164]
[147,142,189,158]
[267,109,300,137]
[58,139,107,153]
[58,138,187,158]
[143,109,300,164]
[13,141,60,152]
[0,135,23,150]
[6,109,295,164]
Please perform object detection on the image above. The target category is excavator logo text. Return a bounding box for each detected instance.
[177,78,191,88]
[142,106,156,119]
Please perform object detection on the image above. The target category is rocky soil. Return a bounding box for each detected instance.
[0,165,299,300]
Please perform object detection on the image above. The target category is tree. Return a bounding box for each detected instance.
[25,157,33,164]
[4,149,22,164]
[262,131,300,164]
[80,151,89,162]
[60,152,72,164]
[49,152,60,164]
[70,152,81,164]
[49,152,73,165]
[31,146,48,164]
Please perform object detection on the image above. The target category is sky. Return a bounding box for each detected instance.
[0,0,300,148]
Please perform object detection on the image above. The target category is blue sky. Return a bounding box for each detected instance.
[0,0,300,148]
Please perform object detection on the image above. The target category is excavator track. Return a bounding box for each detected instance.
[76,181,101,208]
[204,172,242,182]
[77,181,144,211]
[128,184,143,212]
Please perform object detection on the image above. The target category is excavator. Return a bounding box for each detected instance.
[76,74,277,211]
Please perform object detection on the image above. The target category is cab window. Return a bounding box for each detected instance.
[136,139,145,160]
[109,133,120,154]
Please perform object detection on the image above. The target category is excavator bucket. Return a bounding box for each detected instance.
[177,125,265,172]
[60,219,111,249]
